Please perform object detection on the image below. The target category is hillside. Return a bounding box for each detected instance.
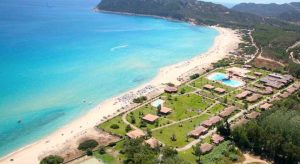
[232,2,300,23]
[97,0,266,28]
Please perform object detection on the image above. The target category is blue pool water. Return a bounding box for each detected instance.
[0,0,218,157]
[208,73,243,88]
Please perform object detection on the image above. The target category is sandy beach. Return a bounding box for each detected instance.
[0,26,241,164]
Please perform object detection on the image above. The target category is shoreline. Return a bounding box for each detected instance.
[0,24,241,163]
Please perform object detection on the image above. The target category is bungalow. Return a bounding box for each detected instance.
[212,134,224,145]
[142,114,159,124]
[219,106,236,118]
[160,107,172,115]
[260,103,272,111]
[254,84,265,89]
[145,138,160,148]
[126,129,145,139]
[164,86,178,93]
[214,88,226,94]
[287,87,297,94]
[202,116,223,127]
[245,75,256,80]
[246,111,260,119]
[254,72,263,76]
[246,94,262,103]
[227,67,250,77]
[200,143,214,154]
[236,91,252,99]
[231,117,249,129]
[204,84,214,90]
[243,65,252,69]
[279,91,290,98]
[189,126,208,138]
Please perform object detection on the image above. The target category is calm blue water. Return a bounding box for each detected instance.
[0,0,218,157]
[208,72,243,87]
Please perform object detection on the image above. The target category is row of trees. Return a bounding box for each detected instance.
[231,95,300,163]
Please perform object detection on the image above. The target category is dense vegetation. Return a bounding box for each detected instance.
[120,138,187,163]
[98,0,293,28]
[232,2,300,23]
[40,155,64,164]
[78,139,99,151]
[232,94,300,163]
[253,24,300,62]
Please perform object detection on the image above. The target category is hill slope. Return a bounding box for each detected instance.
[232,2,300,23]
[97,0,266,28]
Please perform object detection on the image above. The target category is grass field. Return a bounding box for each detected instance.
[94,151,116,164]
[208,104,225,115]
[152,114,210,147]
[162,94,214,121]
[98,116,127,136]
[126,105,171,130]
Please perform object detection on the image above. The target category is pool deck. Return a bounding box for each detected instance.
[207,72,245,88]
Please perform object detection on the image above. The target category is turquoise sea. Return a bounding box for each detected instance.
[0,0,218,157]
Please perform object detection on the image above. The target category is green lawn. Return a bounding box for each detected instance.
[98,116,127,136]
[126,105,171,130]
[152,114,210,148]
[94,151,116,164]
[178,85,196,94]
[163,94,214,121]
[208,104,225,115]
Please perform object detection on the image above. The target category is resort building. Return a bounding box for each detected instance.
[214,88,226,94]
[202,116,223,127]
[145,138,160,148]
[279,92,290,98]
[200,143,214,154]
[260,73,293,89]
[164,86,178,93]
[151,99,164,108]
[142,114,159,123]
[219,106,236,118]
[287,87,298,94]
[260,103,272,111]
[243,65,252,69]
[254,72,263,76]
[246,111,260,119]
[231,117,249,129]
[236,91,252,99]
[203,84,214,90]
[246,94,262,103]
[126,129,145,139]
[159,106,172,115]
[189,126,208,138]
[211,134,224,145]
[245,75,256,80]
[227,67,250,77]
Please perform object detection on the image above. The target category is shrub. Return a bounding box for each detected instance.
[78,139,98,151]
[40,155,64,164]
[99,147,106,154]
[86,149,93,156]
[190,73,200,80]
[110,124,120,129]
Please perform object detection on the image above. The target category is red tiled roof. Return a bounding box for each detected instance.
[189,126,208,137]
[204,84,214,90]
[200,143,213,153]
[145,138,160,148]
[212,134,224,144]
[142,114,159,122]
[160,107,172,114]
[126,129,145,139]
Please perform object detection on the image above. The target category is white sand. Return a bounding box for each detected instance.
[0,26,241,164]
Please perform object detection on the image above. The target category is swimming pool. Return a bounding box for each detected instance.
[207,72,243,88]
